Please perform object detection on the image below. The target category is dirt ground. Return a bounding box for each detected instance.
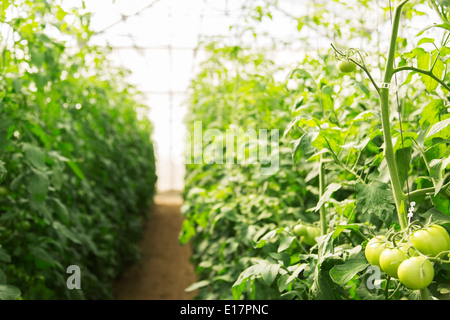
[113,191,198,300]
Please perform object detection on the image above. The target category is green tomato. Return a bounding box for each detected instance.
[338,59,356,73]
[410,224,450,257]
[379,247,407,278]
[365,236,387,267]
[429,224,450,249]
[398,257,434,290]
[302,226,320,246]
[293,224,307,237]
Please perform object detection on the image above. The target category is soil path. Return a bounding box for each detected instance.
[113,191,197,300]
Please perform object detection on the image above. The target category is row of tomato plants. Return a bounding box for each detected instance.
[0,1,157,299]
[181,0,449,300]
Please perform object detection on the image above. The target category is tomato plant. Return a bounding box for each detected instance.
[0,0,157,300]
[181,0,450,301]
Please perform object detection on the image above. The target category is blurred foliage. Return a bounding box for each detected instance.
[0,0,157,299]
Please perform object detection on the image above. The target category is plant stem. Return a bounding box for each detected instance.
[319,155,327,236]
[392,66,450,92]
[378,0,410,230]
[409,181,450,199]
[420,288,431,300]
[385,276,391,300]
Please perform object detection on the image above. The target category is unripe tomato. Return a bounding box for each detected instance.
[302,226,320,246]
[398,257,434,290]
[365,236,387,267]
[410,224,450,257]
[338,59,356,73]
[379,247,407,278]
[293,224,307,237]
[429,224,450,249]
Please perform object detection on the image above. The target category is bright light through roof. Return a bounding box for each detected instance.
[67,0,305,192]
[71,0,436,192]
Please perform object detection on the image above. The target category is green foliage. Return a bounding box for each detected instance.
[182,0,450,300]
[0,0,157,299]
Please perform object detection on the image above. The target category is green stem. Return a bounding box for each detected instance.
[385,276,391,300]
[379,0,409,230]
[323,136,366,184]
[319,155,327,236]
[409,181,450,199]
[420,288,431,300]
[392,66,450,92]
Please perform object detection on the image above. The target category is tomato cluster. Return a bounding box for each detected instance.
[364,224,450,290]
[293,223,321,246]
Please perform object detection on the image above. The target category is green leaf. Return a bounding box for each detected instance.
[277,234,295,252]
[332,224,360,239]
[179,219,196,245]
[278,263,306,292]
[426,118,450,139]
[417,37,435,46]
[28,170,49,205]
[30,246,63,270]
[418,208,450,224]
[254,227,284,248]
[314,183,341,212]
[231,279,246,300]
[291,131,319,163]
[0,268,6,285]
[51,198,70,225]
[67,161,86,180]
[416,23,450,36]
[329,254,369,286]
[0,160,6,182]
[233,264,261,288]
[311,268,335,300]
[185,280,210,292]
[419,99,444,128]
[395,147,412,190]
[0,248,11,263]
[0,284,21,300]
[431,194,450,216]
[355,181,395,226]
[414,48,445,91]
[429,156,450,195]
[22,143,46,169]
[261,262,281,286]
[52,221,81,244]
